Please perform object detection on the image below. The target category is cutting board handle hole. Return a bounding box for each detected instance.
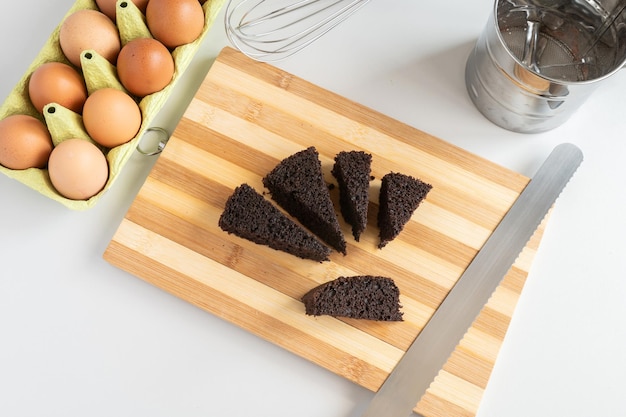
[137,127,169,156]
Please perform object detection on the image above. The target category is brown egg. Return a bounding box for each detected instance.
[0,114,54,170]
[146,0,205,49]
[95,0,149,21]
[28,62,88,114]
[116,38,175,97]
[48,139,109,200]
[59,9,121,67]
[82,88,142,148]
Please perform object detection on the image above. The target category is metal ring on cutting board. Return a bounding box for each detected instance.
[137,127,170,156]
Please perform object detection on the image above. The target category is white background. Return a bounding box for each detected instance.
[1,1,625,416]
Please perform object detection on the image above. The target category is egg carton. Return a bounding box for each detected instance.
[0,0,226,210]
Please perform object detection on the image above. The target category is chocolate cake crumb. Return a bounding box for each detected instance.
[331,150,372,241]
[263,147,347,255]
[301,275,403,321]
[377,172,432,248]
[219,184,331,262]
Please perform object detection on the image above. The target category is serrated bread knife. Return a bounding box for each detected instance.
[360,143,583,417]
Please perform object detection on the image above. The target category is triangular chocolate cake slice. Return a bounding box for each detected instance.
[263,147,347,254]
[301,275,403,321]
[377,172,432,248]
[219,184,331,262]
[331,150,372,242]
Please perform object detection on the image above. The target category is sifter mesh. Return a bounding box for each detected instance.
[497,0,626,83]
[501,27,584,81]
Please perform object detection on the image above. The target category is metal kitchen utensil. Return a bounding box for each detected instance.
[361,143,583,417]
[224,0,371,61]
[465,0,626,133]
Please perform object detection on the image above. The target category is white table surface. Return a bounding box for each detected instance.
[1,1,625,416]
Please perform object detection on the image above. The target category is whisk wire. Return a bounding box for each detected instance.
[238,1,351,39]
[225,0,371,61]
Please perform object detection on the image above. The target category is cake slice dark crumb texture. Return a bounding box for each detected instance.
[378,172,432,248]
[263,147,347,254]
[331,150,372,242]
[218,184,331,262]
[301,275,403,321]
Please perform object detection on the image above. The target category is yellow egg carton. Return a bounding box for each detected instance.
[0,0,226,210]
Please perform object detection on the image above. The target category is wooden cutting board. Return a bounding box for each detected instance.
[104,46,547,417]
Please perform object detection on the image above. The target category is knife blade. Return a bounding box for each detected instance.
[360,142,583,417]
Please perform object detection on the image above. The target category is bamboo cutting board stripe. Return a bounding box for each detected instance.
[104,47,548,417]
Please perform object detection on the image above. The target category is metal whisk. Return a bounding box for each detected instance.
[225,0,371,62]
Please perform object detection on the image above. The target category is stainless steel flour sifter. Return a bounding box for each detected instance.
[466,0,626,133]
